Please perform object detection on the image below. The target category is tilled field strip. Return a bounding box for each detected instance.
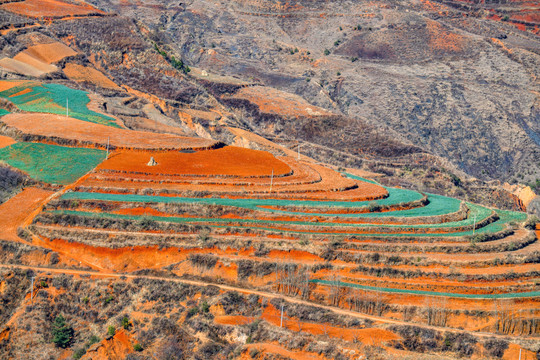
[45,209,520,237]
[311,280,540,299]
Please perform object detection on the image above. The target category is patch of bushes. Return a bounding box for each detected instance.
[52,314,74,348]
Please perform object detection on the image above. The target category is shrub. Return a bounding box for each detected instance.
[107,326,116,337]
[200,301,210,313]
[88,335,100,345]
[324,49,330,56]
[138,216,157,230]
[72,348,86,359]
[484,338,509,358]
[52,314,74,348]
[367,202,381,212]
[187,307,199,318]
[122,316,131,330]
[524,216,539,230]
[133,343,144,352]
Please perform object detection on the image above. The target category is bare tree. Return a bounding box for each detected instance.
[274,263,311,300]
[425,297,449,327]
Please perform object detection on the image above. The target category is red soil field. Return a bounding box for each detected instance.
[0,135,15,149]
[0,187,54,242]
[92,155,321,185]
[0,0,105,18]
[241,343,327,360]
[260,303,399,344]
[1,113,219,150]
[98,147,292,177]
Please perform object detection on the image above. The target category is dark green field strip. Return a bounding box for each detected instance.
[311,279,540,299]
[0,83,119,127]
[60,190,463,219]
[342,173,380,184]
[48,206,492,230]
[0,143,106,184]
[44,208,519,237]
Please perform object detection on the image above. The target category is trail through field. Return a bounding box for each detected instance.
[0,262,536,341]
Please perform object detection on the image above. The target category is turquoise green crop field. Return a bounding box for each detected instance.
[0,109,9,117]
[60,190,460,219]
[0,83,119,127]
[0,143,105,184]
[46,205,523,237]
[311,280,540,299]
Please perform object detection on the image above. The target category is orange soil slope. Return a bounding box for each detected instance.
[0,113,219,150]
[98,147,292,177]
[0,0,105,18]
[0,80,36,92]
[63,63,121,90]
[230,86,334,118]
[0,135,15,149]
[0,187,53,242]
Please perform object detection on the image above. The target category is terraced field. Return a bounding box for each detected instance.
[0,143,105,185]
[0,80,536,339]
[26,142,538,336]
[0,81,119,127]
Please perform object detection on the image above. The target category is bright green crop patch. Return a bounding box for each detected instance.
[0,83,119,127]
[0,109,10,117]
[0,143,105,184]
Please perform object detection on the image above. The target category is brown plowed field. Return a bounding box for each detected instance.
[0,187,53,241]
[0,113,219,150]
[97,147,292,177]
[11,52,58,72]
[22,42,77,64]
[0,58,51,77]
[230,86,334,118]
[0,0,105,18]
[63,63,121,90]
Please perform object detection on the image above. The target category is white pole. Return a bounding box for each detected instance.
[30,277,34,303]
[106,136,110,159]
[472,214,477,235]
[519,349,521,360]
[297,143,300,161]
[280,304,284,327]
[270,168,274,193]
[66,98,68,118]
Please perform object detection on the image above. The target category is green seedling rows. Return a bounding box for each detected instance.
[0,83,119,127]
[0,143,105,184]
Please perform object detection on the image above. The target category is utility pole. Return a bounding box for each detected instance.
[30,276,35,303]
[66,98,69,118]
[472,214,477,235]
[270,168,274,193]
[280,303,284,328]
[106,136,110,159]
